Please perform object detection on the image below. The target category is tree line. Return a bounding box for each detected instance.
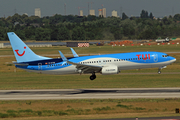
[1,10,180,41]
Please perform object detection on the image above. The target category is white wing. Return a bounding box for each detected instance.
[67,61,102,73]
[59,50,102,73]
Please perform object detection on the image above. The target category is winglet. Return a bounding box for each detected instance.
[70,48,79,57]
[59,51,67,61]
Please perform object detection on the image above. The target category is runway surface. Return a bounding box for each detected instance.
[92,116,180,120]
[0,88,180,100]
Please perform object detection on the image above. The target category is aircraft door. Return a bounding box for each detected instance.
[38,63,42,70]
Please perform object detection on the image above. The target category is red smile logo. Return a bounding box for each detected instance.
[15,46,26,56]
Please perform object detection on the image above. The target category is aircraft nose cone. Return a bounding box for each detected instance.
[170,57,176,63]
[173,58,176,62]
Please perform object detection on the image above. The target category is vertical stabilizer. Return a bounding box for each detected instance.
[7,32,50,62]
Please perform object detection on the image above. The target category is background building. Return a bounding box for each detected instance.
[35,8,41,18]
[102,8,106,17]
[80,10,83,16]
[98,9,102,16]
[112,10,118,17]
[98,8,106,17]
[89,9,95,16]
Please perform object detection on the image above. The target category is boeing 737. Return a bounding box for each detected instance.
[7,32,176,80]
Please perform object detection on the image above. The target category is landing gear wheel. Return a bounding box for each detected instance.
[90,75,96,80]
[158,71,161,74]
[93,75,96,79]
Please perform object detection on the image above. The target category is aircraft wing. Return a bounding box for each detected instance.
[59,50,101,73]
[67,61,102,73]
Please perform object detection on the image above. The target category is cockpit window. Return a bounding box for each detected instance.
[162,55,169,57]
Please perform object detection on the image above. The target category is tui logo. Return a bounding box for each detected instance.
[136,54,150,60]
[15,46,26,56]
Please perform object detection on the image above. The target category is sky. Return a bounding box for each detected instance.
[1,0,180,18]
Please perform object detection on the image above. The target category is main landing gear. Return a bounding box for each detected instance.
[90,72,96,80]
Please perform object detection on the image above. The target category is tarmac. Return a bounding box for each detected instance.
[0,88,180,100]
[91,116,180,120]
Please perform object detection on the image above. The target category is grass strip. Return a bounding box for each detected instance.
[0,99,179,119]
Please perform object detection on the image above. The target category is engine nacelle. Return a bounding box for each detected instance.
[101,66,119,75]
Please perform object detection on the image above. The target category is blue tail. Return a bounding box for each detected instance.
[7,32,50,62]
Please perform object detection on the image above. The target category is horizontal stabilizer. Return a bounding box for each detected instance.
[13,61,29,66]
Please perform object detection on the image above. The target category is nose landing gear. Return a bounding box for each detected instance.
[158,66,166,74]
[158,70,161,74]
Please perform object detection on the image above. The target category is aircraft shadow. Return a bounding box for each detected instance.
[0,89,180,95]
[71,89,180,94]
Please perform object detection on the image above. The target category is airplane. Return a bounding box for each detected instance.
[7,32,176,80]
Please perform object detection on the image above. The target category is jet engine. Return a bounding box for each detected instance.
[101,66,120,75]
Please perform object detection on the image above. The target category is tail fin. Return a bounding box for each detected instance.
[7,32,50,62]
